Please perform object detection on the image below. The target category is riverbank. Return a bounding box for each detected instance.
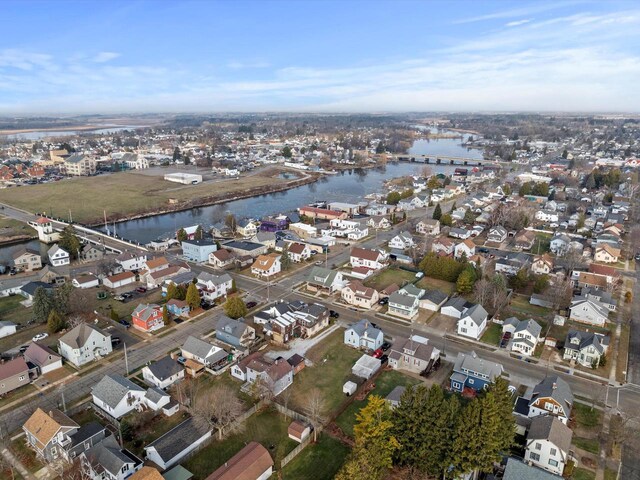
[0,218,36,246]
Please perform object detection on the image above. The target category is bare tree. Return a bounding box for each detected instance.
[193,385,244,439]
[472,277,493,308]
[172,377,199,408]
[304,388,326,442]
[66,315,87,329]
[0,433,21,480]
[544,278,573,312]
[278,388,294,417]
[96,258,118,277]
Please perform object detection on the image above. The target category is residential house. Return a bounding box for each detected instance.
[204,441,273,480]
[166,298,190,317]
[131,303,164,332]
[532,254,554,275]
[419,289,449,311]
[142,356,185,390]
[196,272,233,303]
[350,247,388,271]
[388,290,420,320]
[0,321,17,338]
[344,319,384,350]
[259,215,290,232]
[13,248,42,272]
[305,266,344,293]
[502,458,562,480]
[365,203,391,216]
[550,234,571,255]
[80,245,105,262]
[457,304,488,340]
[216,316,256,348]
[389,232,415,250]
[115,252,147,271]
[495,252,531,276]
[23,408,80,462]
[454,239,476,259]
[287,242,312,262]
[91,374,147,419]
[416,219,440,235]
[19,281,54,303]
[502,317,542,357]
[449,227,472,240]
[524,416,572,476]
[81,435,143,480]
[385,386,406,409]
[594,244,620,264]
[528,376,574,424]
[487,226,508,243]
[563,330,609,368]
[209,249,235,269]
[144,256,170,275]
[58,324,112,367]
[182,239,217,263]
[536,210,560,223]
[24,342,63,374]
[341,280,380,309]
[569,297,609,327]
[103,271,136,289]
[432,237,455,256]
[388,335,440,374]
[0,358,33,395]
[441,296,473,318]
[181,336,228,374]
[580,286,617,311]
[48,245,70,267]
[236,220,258,237]
[514,230,537,250]
[367,216,391,230]
[251,253,281,277]
[450,351,503,393]
[231,353,293,396]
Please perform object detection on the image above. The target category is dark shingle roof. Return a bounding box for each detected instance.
[146,418,210,464]
[146,356,183,382]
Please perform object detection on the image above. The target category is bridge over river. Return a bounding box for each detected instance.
[391,153,499,166]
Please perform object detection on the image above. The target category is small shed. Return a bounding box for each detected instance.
[385,386,406,409]
[343,381,357,396]
[352,354,381,380]
[288,420,311,443]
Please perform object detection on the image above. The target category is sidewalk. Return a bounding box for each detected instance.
[1,446,34,480]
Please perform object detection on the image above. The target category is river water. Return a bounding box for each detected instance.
[1,126,146,141]
[96,133,482,244]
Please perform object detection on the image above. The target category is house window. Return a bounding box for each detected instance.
[469,379,474,384]
[535,442,542,450]
[530,452,541,461]
[549,459,558,467]
[550,448,557,456]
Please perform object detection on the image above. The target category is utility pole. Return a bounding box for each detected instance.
[124,342,129,375]
[61,388,67,412]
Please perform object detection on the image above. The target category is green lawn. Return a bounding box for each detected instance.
[0,294,30,325]
[574,436,600,455]
[604,467,618,480]
[281,433,350,480]
[573,402,603,429]
[0,216,36,240]
[364,268,417,291]
[416,276,456,295]
[335,370,420,438]
[480,323,502,346]
[532,234,551,254]
[508,294,552,319]
[573,468,596,480]
[183,407,298,479]
[288,329,362,416]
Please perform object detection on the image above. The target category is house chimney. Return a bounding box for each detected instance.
[552,382,557,390]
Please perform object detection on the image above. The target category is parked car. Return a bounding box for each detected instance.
[329,310,339,318]
[314,260,323,266]
[136,287,147,293]
[372,348,383,359]
[245,301,257,309]
[177,356,187,365]
[119,320,131,328]
[378,297,389,305]
[380,354,389,364]
[32,333,49,342]
[111,337,121,346]
[381,341,391,351]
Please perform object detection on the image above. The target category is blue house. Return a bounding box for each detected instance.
[166,299,190,317]
[450,351,503,393]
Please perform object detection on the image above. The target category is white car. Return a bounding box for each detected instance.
[32,333,49,343]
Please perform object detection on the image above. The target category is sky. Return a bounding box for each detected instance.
[1,0,640,114]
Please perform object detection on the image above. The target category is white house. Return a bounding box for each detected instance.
[91,374,147,419]
[594,244,620,264]
[144,418,211,470]
[196,272,233,303]
[535,210,559,223]
[416,219,440,235]
[454,239,476,260]
[251,253,282,277]
[569,297,609,327]
[341,281,380,309]
[115,252,147,271]
[0,321,17,339]
[287,242,313,262]
[72,274,100,289]
[487,226,508,243]
[502,317,542,357]
[350,247,388,271]
[344,319,384,350]
[532,254,554,275]
[47,245,70,267]
[563,330,609,367]
[388,232,415,250]
[525,416,572,476]
[457,304,488,340]
[58,324,112,367]
[142,356,185,390]
[103,271,136,289]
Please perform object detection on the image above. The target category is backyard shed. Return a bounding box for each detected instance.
[351,354,381,380]
[343,380,357,396]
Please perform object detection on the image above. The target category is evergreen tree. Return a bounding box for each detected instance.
[47,310,66,334]
[449,397,485,477]
[456,266,476,294]
[439,214,453,227]
[194,225,204,240]
[281,245,292,271]
[224,296,247,319]
[32,287,54,323]
[176,228,187,242]
[166,283,179,301]
[59,225,81,259]
[449,201,457,213]
[173,146,181,161]
[185,282,201,310]
[433,203,442,220]
[282,146,292,158]
[162,305,170,325]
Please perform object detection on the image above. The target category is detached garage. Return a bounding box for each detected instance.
[103,271,136,289]
[352,354,381,380]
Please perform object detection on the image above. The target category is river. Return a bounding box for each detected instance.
[2,125,146,141]
[97,133,482,244]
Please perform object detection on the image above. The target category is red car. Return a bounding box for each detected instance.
[372,349,383,358]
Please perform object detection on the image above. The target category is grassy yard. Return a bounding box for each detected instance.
[573,402,603,429]
[281,433,350,480]
[0,168,293,224]
[573,468,596,480]
[574,436,600,455]
[10,437,44,474]
[183,407,298,479]
[364,268,417,291]
[0,216,36,240]
[532,233,551,254]
[507,294,552,319]
[288,329,362,416]
[616,323,630,383]
[0,384,37,410]
[123,410,191,457]
[335,370,420,438]
[416,276,456,295]
[0,294,30,325]
[480,322,502,346]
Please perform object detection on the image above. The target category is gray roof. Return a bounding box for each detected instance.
[462,304,488,326]
[85,435,141,476]
[530,375,574,415]
[420,288,448,305]
[145,417,210,464]
[145,386,169,404]
[442,296,470,313]
[59,323,110,349]
[349,319,383,339]
[306,266,338,288]
[400,284,423,298]
[65,154,86,164]
[167,271,197,286]
[386,386,406,404]
[527,415,573,453]
[453,351,503,380]
[182,335,216,360]
[91,374,144,409]
[503,457,562,480]
[514,318,542,338]
[565,330,609,355]
[198,271,233,285]
[146,356,183,382]
[68,422,106,448]
[216,315,250,340]
[20,281,53,297]
[388,291,418,309]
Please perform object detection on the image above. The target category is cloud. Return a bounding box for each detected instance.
[452,1,581,24]
[93,52,120,63]
[227,60,270,69]
[506,19,531,27]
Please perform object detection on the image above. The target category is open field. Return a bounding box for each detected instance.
[416,276,456,295]
[0,294,30,324]
[281,433,350,480]
[364,268,417,291]
[0,216,36,241]
[288,329,362,415]
[0,167,309,224]
[335,369,420,438]
[183,407,298,479]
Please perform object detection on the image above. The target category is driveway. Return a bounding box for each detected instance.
[264,323,341,361]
